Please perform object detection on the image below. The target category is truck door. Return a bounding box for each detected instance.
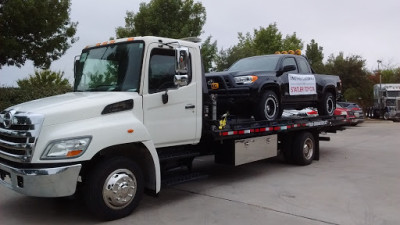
[281,57,317,104]
[142,45,198,148]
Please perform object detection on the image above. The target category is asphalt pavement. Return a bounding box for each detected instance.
[1,119,399,225]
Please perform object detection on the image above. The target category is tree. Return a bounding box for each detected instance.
[0,0,78,69]
[116,0,206,39]
[324,52,372,107]
[201,36,218,72]
[306,39,324,73]
[253,23,283,55]
[17,70,70,88]
[214,23,303,71]
[282,32,303,52]
[381,68,400,83]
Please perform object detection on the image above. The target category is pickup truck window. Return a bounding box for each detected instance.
[148,48,192,94]
[282,57,298,73]
[228,55,280,72]
[74,42,144,92]
[297,57,312,74]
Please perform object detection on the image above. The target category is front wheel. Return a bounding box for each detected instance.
[318,92,335,116]
[255,90,282,121]
[83,157,144,221]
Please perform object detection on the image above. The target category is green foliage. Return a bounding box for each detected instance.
[0,87,20,111]
[253,24,283,55]
[214,23,303,70]
[201,36,218,72]
[0,0,78,69]
[324,52,373,107]
[17,70,70,89]
[281,33,303,52]
[380,68,400,83]
[0,70,73,111]
[115,0,206,39]
[305,39,324,73]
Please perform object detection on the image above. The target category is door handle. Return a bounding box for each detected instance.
[185,104,195,109]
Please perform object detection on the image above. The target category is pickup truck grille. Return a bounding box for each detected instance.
[206,76,235,90]
[0,110,44,162]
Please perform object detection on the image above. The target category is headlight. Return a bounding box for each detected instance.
[340,111,347,116]
[41,136,91,160]
[234,75,258,84]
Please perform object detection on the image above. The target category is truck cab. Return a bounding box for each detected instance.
[0,36,203,218]
[372,84,400,120]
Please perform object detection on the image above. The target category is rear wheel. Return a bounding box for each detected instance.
[318,92,335,116]
[83,157,144,221]
[292,132,315,165]
[255,90,282,121]
[383,112,389,120]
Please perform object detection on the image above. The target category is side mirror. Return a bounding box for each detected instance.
[73,55,80,78]
[277,65,296,76]
[174,75,189,87]
[282,65,296,73]
[176,47,189,75]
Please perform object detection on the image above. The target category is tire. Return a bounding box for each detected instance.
[292,132,315,166]
[255,90,282,121]
[318,92,335,116]
[383,112,389,120]
[83,157,144,221]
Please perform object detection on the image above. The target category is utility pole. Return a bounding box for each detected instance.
[377,60,382,109]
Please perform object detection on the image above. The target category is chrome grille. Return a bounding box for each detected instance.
[0,110,44,162]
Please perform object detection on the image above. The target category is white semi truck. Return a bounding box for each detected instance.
[0,36,345,220]
[368,83,400,121]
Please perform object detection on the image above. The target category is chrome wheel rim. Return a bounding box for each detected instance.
[303,138,314,160]
[103,169,137,210]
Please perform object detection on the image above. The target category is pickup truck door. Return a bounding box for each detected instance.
[142,45,198,148]
[281,57,317,104]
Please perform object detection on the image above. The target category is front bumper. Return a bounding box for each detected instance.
[0,162,81,197]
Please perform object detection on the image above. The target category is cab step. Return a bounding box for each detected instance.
[162,172,208,187]
[158,149,200,162]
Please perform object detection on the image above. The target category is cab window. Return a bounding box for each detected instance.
[297,57,312,74]
[148,48,192,94]
[148,48,177,94]
[282,57,298,73]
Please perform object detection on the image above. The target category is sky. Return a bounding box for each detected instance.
[1,0,399,87]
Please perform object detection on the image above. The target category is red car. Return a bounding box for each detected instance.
[334,104,356,125]
[338,102,364,124]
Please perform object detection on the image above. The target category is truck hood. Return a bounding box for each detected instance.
[6,92,140,126]
[206,70,275,77]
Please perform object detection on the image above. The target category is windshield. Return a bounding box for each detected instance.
[387,91,400,98]
[228,55,280,72]
[74,42,144,92]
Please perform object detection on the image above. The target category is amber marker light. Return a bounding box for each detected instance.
[66,150,83,157]
[127,129,134,133]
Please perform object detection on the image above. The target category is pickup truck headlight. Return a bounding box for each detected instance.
[234,75,258,84]
[41,136,91,160]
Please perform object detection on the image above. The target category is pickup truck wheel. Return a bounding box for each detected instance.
[84,157,144,221]
[318,92,335,116]
[292,132,315,165]
[256,91,281,121]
